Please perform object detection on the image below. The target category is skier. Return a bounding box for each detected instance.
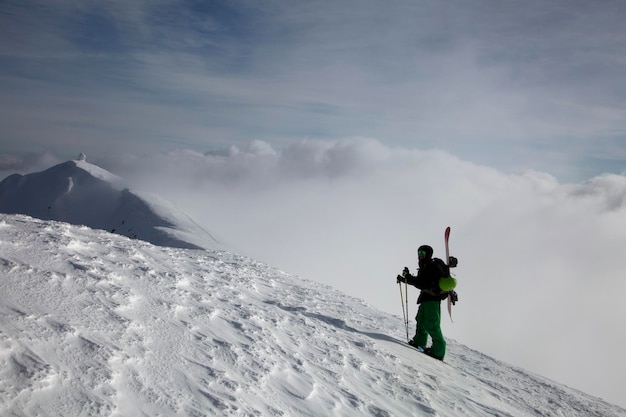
[397,244,449,361]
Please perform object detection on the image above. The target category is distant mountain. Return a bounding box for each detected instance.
[0,154,220,250]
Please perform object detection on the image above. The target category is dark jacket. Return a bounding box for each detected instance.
[405,259,446,304]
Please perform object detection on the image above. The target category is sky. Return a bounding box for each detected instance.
[1,0,626,180]
[1,214,625,417]
[2,0,626,409]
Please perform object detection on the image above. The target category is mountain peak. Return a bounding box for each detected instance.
[0,158,220,250]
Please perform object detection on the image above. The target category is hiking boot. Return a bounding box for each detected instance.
[408,340,427,352]
[423,347,444,361]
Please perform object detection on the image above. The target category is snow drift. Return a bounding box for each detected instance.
[1,214,625,417]
[0,156,220,251]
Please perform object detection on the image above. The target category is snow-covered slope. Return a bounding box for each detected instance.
[1,214,624,417]
[0,157,220,251]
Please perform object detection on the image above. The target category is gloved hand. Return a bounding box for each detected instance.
[402,267,410,277]
[449,256,458,268]
[396,274,405,284]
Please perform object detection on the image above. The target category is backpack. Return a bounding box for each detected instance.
[433,258,459,320]
[431,257,458,296]
[432,258,450,280]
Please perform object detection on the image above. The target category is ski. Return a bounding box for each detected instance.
[444,227,454,322]
[406,341,446,362]
[444,226,450,264]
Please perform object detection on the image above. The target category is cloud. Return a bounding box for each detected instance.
[569,174,626,212]
[0,151,63,179]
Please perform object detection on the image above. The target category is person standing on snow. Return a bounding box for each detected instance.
[397,244,449,361]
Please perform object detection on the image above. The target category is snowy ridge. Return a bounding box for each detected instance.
[74,159,123,184]
[0,214,625,417]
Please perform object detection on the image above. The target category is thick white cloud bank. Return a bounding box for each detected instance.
[96,138,626,408]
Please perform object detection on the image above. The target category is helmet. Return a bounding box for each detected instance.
[417,245,433,259]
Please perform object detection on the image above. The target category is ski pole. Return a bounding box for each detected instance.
[398,281,409,341]
[404,279,409,341]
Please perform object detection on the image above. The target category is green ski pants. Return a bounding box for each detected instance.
[413,300,446,358]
